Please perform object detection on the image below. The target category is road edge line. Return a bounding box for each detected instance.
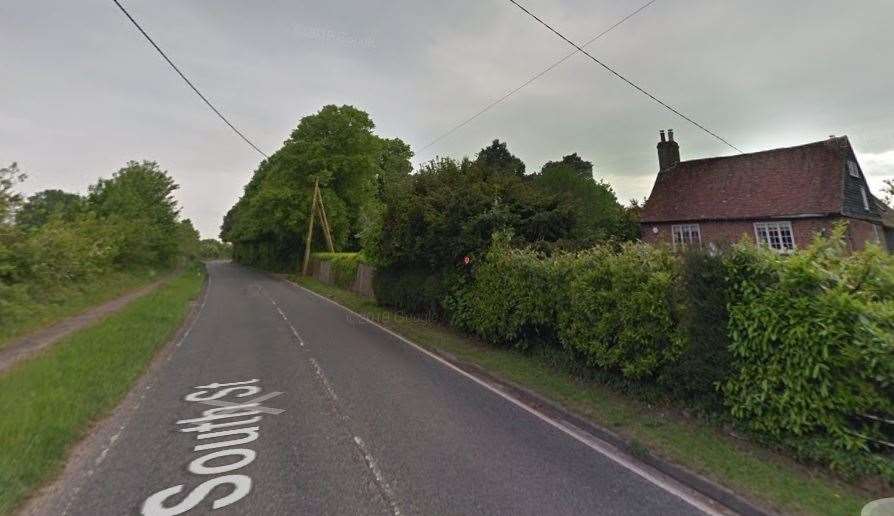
[284,278,773,516]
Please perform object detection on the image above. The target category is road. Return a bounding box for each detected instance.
[32,261,724,516]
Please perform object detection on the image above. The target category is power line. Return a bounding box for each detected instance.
[422,0,657,151]
[507,0,744,154]
[110,0,270,159]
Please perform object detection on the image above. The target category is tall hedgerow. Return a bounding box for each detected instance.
[555,243,684,379]
[444,232,566,348]
[723,227,894,476]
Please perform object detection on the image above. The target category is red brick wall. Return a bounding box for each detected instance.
[639,217,884,251]
[846,218,885,250]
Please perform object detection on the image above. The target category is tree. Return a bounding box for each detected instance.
[222,105,412,270]
[0,162,27,225]
[199,239,232,260]
[883,178,893,206]
[476,140,526,177]
[540,153,592,180]
[532,155,635,241]
[88,160,181,266]
[368,156,574,270]
[15,190,84,231]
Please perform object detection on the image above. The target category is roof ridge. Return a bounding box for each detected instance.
[678,137,847,167]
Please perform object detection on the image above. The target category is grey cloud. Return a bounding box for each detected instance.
[2,0,892,237]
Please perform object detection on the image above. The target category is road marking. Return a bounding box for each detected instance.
[195,391,286,415]
[256,284,305,347]
[255,282,404,516]
[307,356,403,516]
[292,282,726,516]
[354,436,402,516]
[142,379,275,515]
[309,358,339,402]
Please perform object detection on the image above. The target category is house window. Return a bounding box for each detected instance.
[860,186,870,210]
[754,221,795,252]
[671,224,701,247]
[847,160,860,177]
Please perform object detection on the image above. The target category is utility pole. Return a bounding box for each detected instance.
[301,179,335,275]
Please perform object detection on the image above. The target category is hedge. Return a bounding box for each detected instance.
[312,252,366,290]
[433,226,894,482]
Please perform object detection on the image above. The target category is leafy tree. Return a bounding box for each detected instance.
[540,153,592,179]
[533,154,635,241]
[176,219,201,260]
[199,239,232,260]
[15,190,85,231]
[222,105,412,270]
[368,156,574,271]
[88,160,181,266]
[476,139,526,177]
[0,162,27,225]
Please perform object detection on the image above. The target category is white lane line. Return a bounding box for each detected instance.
[308,356,402,516]
[309,358,339,402]
[256,284,305,347]
[292,282,725,516]
[354,436,402,516]
[256,283,403,515]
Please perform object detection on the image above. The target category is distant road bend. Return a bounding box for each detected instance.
[33,261,730,515]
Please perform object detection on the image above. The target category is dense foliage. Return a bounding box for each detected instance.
[723,229,894,476]
[311,252,365,290]
[198,239,232,260]
[437,228,893,481]
[0,161,200,331]
[365,141,637,313]
[221,105,412,271]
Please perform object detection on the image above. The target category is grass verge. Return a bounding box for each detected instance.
[294,275,876,516]
[0,268,167,350]
[0,265,205,514]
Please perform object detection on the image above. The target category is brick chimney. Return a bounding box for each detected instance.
[657,129,680,171]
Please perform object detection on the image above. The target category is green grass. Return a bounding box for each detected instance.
[294,276,876,516]
[0,266,205,514]
[0,268,167,350]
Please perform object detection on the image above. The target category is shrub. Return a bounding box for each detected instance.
[444,233,565,348]
[658,249,732,407]
[313,252,365,290]
[722,230,894,457]
[557,243,684,379]
[372,266,447,316]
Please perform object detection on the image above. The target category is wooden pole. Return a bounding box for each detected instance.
[315,184,335,253]
[301,179,319,275]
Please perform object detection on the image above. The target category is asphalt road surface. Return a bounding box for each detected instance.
[33,261,726,516]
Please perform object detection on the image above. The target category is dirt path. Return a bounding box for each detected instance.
[0,275,172,375]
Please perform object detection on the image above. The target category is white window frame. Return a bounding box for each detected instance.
[671,223,701,248]
[860,186,870,210]
[847,160,860,178]
[754,221,796,253]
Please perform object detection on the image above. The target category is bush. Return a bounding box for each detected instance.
[372,266,447,316]
[657,249,732,407]
[558,243,684,380]
[314,252,365,290]
[444,233,565,349]
[722,230,894,459]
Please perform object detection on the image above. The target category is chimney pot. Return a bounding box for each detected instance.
[656,130,681,171]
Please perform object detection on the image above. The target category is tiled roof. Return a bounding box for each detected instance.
[640,138,851,223]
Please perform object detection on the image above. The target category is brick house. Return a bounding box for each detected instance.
[639,130,893,252]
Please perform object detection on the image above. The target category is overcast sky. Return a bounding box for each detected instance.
[3,0,893,238]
